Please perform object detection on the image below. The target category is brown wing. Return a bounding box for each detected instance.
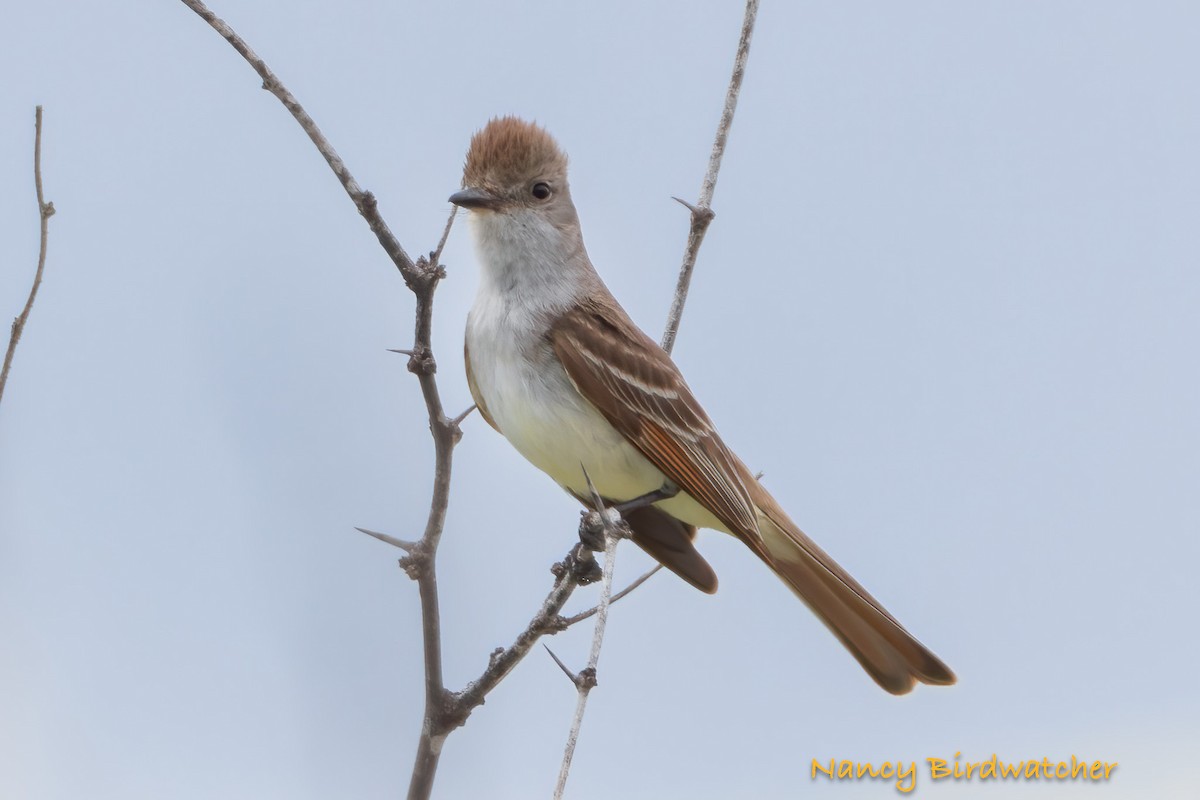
[464,338,499,432]
[624,506,718,594]
[549,297,765,555]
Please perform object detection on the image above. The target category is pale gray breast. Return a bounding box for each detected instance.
[466,294,663,499]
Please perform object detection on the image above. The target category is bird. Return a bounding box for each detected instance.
[449,116,955,695]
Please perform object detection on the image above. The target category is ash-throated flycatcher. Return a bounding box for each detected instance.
[451,117,955,694]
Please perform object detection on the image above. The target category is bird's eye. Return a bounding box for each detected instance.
[531,182,552,200]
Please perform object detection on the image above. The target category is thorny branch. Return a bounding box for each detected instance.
[553,495,627,800]
[452,541,598,719]
[180,0,759,797]
[561,564,662,627]
[179,0,417,280]
[1,106,56,408]
[552,0,760,794]
[661,0,760,355]
[178,3,456,798]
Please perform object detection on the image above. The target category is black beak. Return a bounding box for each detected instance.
[449,187,502,210]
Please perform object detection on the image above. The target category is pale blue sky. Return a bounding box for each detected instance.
[2,2,1197,798]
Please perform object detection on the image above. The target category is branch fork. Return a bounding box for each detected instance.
[180,0,759,796]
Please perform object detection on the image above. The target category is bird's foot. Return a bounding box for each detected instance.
[577,482,677,552]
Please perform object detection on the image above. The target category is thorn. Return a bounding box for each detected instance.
[579,464,606,512]
[543,645,581,687]
[388,348,415,356]
[578,465,638,544]
[451,404,478,427]
[671,195,700,214]
[354,526,417,552]
[672,195,715,224]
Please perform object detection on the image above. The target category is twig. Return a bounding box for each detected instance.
[660,0,759,355]
[178,0,421,283]
[443,509,651,751]
[178,4,457,799]
[179,4,633,797]
[553,507,623,800]
[1,106,56,408]
[431,208,457,266]
[553,1,761,793]
[182,2,756,797]
[561,565,663,627]
[451,543,597,718]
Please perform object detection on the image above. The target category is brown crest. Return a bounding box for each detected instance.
[462,116,568,189]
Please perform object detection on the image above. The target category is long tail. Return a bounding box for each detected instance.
[748,481,956,695]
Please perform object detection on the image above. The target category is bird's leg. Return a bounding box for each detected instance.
[614,481,679,514]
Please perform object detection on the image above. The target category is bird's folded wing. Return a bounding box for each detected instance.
[549,298,765,555]
[464,339,500,432]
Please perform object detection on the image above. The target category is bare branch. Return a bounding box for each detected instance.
[432,208,457,266]
[446,514,659,738]
[555,472,639,797]
[177,5,461,799]
[660,0,760,355]
[1,106,56,408]
[178,0,424,284]
[554,513,622,800]
[182,2,759,797]
[562,565,663,627]
[395,263,456,800]
[553,2,762,793]
[452,544,595,718]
